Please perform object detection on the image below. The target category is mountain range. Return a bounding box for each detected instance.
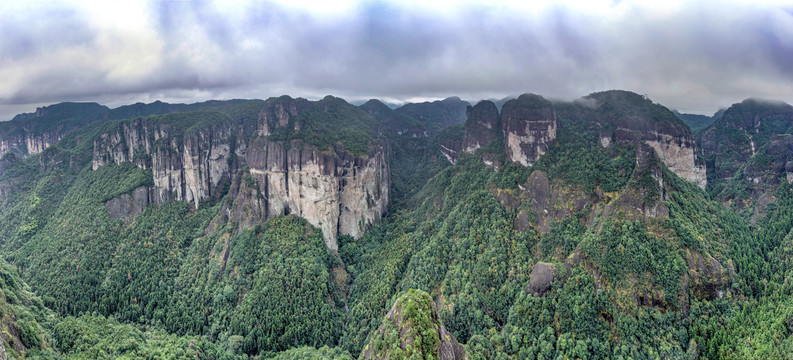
[0,90,791,359]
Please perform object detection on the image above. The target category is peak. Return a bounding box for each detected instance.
[585,90,648,103]
[360,99,390,112]
[732,98,793,111]
[505,93,552,109]
[362,289,466,360]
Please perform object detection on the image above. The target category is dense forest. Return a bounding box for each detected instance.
[0,90,791,359]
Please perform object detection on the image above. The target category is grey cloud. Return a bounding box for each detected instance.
[2,0,793,120]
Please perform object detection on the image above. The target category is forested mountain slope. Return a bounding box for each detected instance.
[0,91,791,359]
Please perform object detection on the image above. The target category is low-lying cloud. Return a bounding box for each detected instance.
[1,0,792,119]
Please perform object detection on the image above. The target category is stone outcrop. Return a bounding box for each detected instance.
[0,131,63,157]
[1,102,108,158]
[450,91,705,190]
[449,94,557,167]
[513,170,590,233]
[244,137,389,250]
[610,124,706,189]
[684,249,727,300]
[700,98,793,184]
[501,94,557,167]
[93,100,390,251]
[462,101,500,153]
[596,113,706,189]
[361,289,467,360]
[527,262,556,296]
[105,186,156,224]
[93,117,246,207]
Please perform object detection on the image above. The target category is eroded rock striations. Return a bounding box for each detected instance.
[501,94,557,167]
[452,91,706,189]
[93,97,390,251]
[582,91,707,189]
[0,102,108,158]
[462,100,500,153]
[700,98,793,184]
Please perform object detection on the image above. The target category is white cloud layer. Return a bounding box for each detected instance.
[1,0,792,118]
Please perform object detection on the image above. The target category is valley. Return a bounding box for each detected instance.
[0,90,792,359]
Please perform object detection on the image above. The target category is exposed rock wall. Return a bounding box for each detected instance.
[94,112,390,251]
[245,138,389,250]
[462,101,500,153]
[604,119,706,189]
[105,186,156,224]
[0,129,63,158]
[456,94,557,167]
[93,118,245,208]
[501,95,557,167]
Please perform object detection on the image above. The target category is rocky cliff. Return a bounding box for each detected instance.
[699,98,793,185]
[501,94,557,167]
[462,100,500,153]
[453,94,557,167]
[581,91,707,189]
[0,102,108,158]
[93,98,390,251]
[452,91,706,189]
[361,289,467,360]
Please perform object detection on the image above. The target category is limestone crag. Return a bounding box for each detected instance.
[462,101,500,153]
[576,91,708,189]
[700,99,793,183]
[245,138,389,250]
[0,127,64,158]
[439,141,461,165]
[94,102,390,251]
[603,117,706,189]
[454,94,557,167]
[93,117,246,208]
[501,95,557,166]
[257,96,311,136]
[105,186,157,224]
[1,102,109,158]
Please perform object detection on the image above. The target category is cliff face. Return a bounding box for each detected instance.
[1,102,108,158]
[245,137,389,250]
[605,118,706,189]
[0,131,63,157]
[93,117,246,207]
[699,99,793,185]
[454,94,557,167]
[94,100,390,251]
[570,91,707,189]
[462,101,500,153]
[501,94,557,167]
[455,92,704,189]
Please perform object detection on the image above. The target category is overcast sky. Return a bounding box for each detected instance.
[1,0,792,119]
